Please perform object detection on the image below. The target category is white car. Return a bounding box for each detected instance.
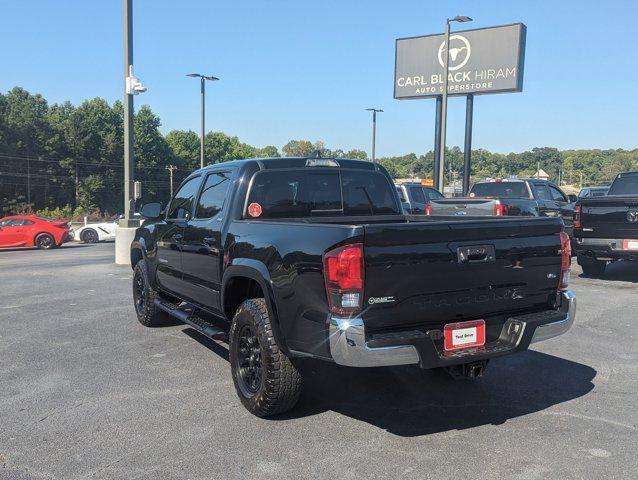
[74,221,119,243]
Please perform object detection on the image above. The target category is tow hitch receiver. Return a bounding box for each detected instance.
[445,360,489,380]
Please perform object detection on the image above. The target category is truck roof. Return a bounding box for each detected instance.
[192,156,380,175]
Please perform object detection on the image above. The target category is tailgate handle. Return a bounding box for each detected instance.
[457,245,495,264]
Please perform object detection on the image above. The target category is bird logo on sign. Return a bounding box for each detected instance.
[438,35,471,71]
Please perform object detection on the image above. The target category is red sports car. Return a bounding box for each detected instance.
[0,215,73,249]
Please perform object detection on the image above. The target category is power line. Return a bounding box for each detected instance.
[0,152,193,172]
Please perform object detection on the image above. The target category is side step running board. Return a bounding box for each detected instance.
[154,299,228,341]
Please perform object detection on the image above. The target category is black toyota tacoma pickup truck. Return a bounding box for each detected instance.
[130,156,576,417]
[574,171,638,275]
[426,178,576,236]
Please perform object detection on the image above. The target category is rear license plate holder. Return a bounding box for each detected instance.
[444,319,486,351]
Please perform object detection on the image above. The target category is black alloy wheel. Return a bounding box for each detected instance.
[35,233,55,250]
[82,229,99,243]
[133,268,147,317]
[235,324,263,397]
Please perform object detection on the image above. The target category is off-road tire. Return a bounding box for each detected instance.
[229,298,302,417]
[577,255,606,276]
[133,259,168,327]
[35,233,55,250]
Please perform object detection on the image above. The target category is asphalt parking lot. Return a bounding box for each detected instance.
[1,242,636,480]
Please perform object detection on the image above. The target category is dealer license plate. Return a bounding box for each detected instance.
[444,320,486,351]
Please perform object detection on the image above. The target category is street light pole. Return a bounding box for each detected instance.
[437,15,472,193]
[122,0,134,226]
[365,108,383,163]
[187,73,219,169]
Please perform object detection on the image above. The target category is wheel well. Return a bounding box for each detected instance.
[224,276,264,320]
[131,248,143,269]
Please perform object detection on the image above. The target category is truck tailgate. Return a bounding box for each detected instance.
[428,198,497,216]
[579,196,638,239]
[362,217,564,332]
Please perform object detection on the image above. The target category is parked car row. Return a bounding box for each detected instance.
[0,214,147,250]
[0,214,74,249]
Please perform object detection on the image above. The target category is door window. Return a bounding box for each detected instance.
[0,218,24,226]
[409,186,426,204]
[534,184,552,201]
[549,185,567,203]
[195,172,232,219]
[424,187,444,200]
[167,176,201,220]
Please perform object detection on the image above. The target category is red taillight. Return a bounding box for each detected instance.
[558,232,571,291]
[494,203,508,216]
[425,205,432,216]
[323,243,364,315]
[574,205,581,228]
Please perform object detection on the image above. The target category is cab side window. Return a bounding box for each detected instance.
[167,176,201,220]
[534,183,551,201]
[549,185,567,203]
[409,186,426,204]
[195,172,232,219]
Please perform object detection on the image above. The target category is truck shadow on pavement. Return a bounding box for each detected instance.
[181,327,595,437]
[290,351,596,437]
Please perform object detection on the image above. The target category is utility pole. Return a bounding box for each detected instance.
[75,158,79,207]
[166,165,177,197]
[187,74,219,168]
[365,108,383,163]
[26,152,31,206]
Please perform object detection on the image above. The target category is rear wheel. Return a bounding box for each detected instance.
[81,228,99,244]
[35,233,55,250]
[229,298,302,417]
[577,255,606,276]
[132,259,167,327]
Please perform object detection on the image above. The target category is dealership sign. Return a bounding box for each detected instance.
[394,23,526,99]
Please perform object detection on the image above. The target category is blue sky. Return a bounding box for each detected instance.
[2,0,637,156]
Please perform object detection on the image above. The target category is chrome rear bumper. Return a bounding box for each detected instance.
[530,290,576,343]
[329,290,576,368]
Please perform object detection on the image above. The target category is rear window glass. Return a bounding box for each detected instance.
[608,174,638,195]
[246,169,399,218]
[470,182,530,198]
[409,186,426,204]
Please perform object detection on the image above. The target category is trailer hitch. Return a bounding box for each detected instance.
[445,360,489,380]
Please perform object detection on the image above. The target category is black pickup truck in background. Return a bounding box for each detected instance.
[426,178,576,236]
[130,156,576,417]
[574,171,638,275]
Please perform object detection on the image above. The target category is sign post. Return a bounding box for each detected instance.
[463,93,474,195]
[395,23,526,193]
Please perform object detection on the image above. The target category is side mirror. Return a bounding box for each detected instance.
[140,202,162,220]
[567,194,578,203]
